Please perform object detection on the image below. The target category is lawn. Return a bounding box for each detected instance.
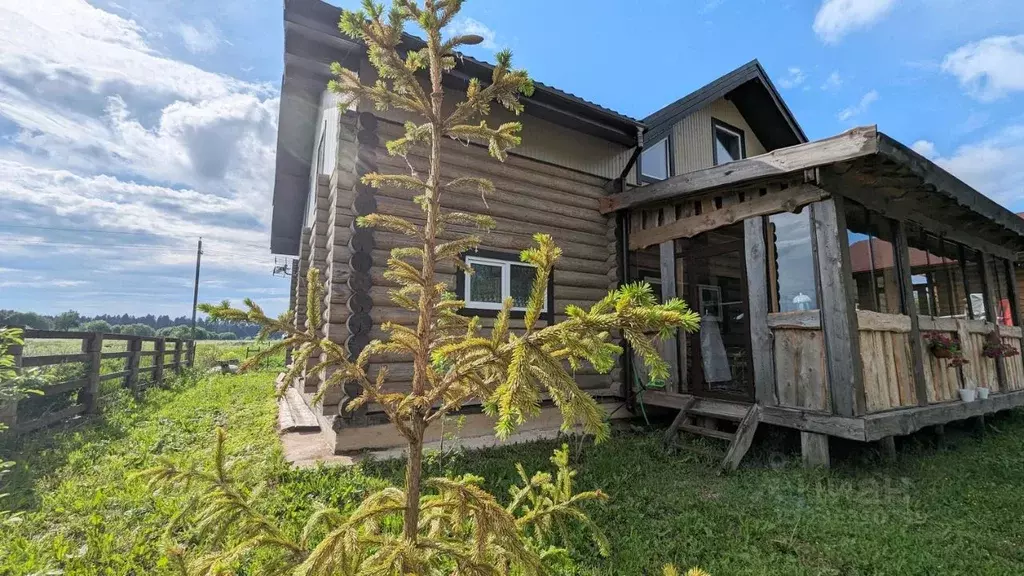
[3,368,1024,575]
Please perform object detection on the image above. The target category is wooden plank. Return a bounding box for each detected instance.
[629,184,829,249]
[760,404,866,440]
[767,310,821,329]
[41,378,88,397]
[1002,325,1024,339]
[882,334,901,407]
[659,206,680,391]
[979,256,1008,392]
[919,316,959,332]
[601,126,878,214]
[745,217,776,405]
[22,329,92,339]
[894,220,930,407]
[101,351,134,359]
[721,404,761,471]
[801,431,830,468]
[864,388,1024,440]
[21,353,90,367]
[12,404,87,434]
[641,390,694,410]
[662,397,696,446]
[811,197,864,416]
[855,311,911,333]
[680,423,735,441]
[99,370,131,382]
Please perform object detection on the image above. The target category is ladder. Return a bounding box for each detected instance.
[663,398,761,471]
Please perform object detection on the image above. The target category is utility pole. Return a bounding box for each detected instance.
[191,237,203,340]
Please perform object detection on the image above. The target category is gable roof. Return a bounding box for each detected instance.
[641,60,807,151]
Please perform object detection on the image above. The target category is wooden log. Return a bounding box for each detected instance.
[602,126,878,214]
[153,338,165,386]
[767,310,821,329]
[811,197,865,416]
[863,388,1024,440]
[659,206,680,390]
[722,404,761,471]
[893,221,930,407]
[81,333,103,414]
[20,353,90,367]
[745,218,776,405]
[125,337,142,397]
[630,184,830,249]
[855,311,911,333]
[801,431,831,468]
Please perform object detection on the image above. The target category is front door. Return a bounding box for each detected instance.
[681,222,754,400]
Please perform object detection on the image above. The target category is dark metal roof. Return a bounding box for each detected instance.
[641,60,807,151]
[271,0,644,255]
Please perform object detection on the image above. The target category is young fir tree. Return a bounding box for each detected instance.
[144,1,699,573]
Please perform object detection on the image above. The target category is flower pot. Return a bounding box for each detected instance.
[977,387,990,400]
[932,348,952,359]
[959,388,977,402]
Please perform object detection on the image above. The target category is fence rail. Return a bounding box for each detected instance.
[2,329,195,434]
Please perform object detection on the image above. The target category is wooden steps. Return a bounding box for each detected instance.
[664,398,761,471]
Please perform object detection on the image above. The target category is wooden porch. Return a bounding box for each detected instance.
[606,125,1024,467]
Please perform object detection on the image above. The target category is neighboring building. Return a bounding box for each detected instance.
[272,0,1024,466]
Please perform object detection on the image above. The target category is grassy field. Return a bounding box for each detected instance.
[3,369,1024,574]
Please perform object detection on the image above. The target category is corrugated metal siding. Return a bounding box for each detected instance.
[669,97,767,175]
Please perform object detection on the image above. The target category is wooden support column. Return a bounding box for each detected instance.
[810,197,865,417]
[893,221,929,406]
[81,333,103,414]
[879,436,897,462]
[125,337,142,397]
[153,337,165,386]
[745,217,776,405]
[801,431,830,468]
[979,254,1007,392]
[1004,259,1024,381]
[659,207,680,391]
[0,339,22,428]
[172,340,183,373]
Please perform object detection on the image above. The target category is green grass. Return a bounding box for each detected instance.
[4,370,1024,575]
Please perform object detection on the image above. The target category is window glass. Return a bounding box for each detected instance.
[846,203,901,314]
[961,247,989,321]
[509,264,536,308]
[991,256,1015,326]
[641,138,668,181]
[768,209,818,312]
[714,125,742,165]
[469,262,502,304]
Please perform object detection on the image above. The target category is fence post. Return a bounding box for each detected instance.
[187,340,196,368]
[81,333,103,414]
[172,340,183,373]
[1,338,23,429]
[125,337,142,397]
[154,337,166,386]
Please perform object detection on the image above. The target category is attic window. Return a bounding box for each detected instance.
[713,120,745,165]
[640,137,670,183]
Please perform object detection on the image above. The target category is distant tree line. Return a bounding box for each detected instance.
[0,310,260,340]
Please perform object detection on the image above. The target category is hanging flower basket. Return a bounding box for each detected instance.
[932,347,952,359]
[923,331,965,364]
[982,330,1020,359]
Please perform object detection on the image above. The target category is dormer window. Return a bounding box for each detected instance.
[640,137,670,183]
[712,120,745,165]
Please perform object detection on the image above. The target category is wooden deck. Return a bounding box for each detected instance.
[642,389,1024,442]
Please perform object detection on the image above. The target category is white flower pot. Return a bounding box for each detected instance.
[977,387,990,400]
[959,388,977,402]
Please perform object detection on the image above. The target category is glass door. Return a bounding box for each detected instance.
[681,223,754,400]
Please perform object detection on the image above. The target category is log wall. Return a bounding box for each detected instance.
[345,116,619,399]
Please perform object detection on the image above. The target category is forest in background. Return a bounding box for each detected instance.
[0,309,263,340]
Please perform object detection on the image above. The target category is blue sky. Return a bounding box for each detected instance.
[1,0,1022,318]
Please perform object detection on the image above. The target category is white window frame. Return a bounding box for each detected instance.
[713,122,744,166]
[464,255,547,312]
[640,137,671,183]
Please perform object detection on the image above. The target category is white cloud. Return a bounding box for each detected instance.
[778,67,806,89]
[821,70,843,91]
[942,35,1024,101]
[177,20,221,54]
[911,139,937,158]
[926,126,1024,206]
[446,17,498,51]
[813,0,896,44]
[838,89,879,121]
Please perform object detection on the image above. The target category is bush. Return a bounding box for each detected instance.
[215,332,237,340]
[114,324,156,337]
[79,320,112,334]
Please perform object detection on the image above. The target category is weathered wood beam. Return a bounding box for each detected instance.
[801,432,831,468]
[629,184,829,250]
[745,218,776,405]
[893,221,930,406]
[767,310,821,330]
[810,197,866,417]
[600,126,878,214]
[863,388,1024,440]
[979,255,1008,391]
[721,404,761,471]
[759,405,866,440]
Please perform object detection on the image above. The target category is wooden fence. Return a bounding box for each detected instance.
[2,329,195,434]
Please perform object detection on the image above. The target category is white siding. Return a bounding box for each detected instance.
[669,97,767,176]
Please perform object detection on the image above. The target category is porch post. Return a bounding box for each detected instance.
[979,254,1007,392]
[893,221,929,406]
[810,196,865,417]
[744,217,776,405]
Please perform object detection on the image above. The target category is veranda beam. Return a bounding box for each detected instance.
[600,126,878,214]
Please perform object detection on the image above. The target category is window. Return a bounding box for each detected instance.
[712,120,745,166]
[845,202,902,313]
[768,208,818,312]
[459,252,552,317]
[640,137,670,182]
[315,121,327,175]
